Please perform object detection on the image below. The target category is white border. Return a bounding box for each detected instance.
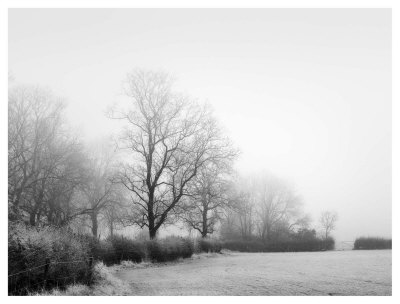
[1,1,397,303]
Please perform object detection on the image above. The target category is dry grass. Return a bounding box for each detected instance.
[30,262,131,296]
[30,252,226,296]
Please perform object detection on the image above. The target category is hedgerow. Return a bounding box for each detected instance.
[9,224,196,295]
[353,237,391,250]
[222,237,335,252]
[8,223,92,295]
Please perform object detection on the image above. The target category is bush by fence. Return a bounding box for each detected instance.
[353,237,392,250]
[9,223,198,294]
[222,237,335,252]
[8,223,93,295]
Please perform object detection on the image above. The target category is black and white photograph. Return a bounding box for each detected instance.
[3,2,397,298]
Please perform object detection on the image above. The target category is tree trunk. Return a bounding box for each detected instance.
[91,211,98,238]
[149,228,157,239]
[201,206,208,238]
[29,212,36,226]
[148,209,157,239]
[109,222,114,238]
[266,224,271,242]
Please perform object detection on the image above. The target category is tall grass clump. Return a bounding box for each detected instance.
[8,223,92,295]
[354,237,392,250]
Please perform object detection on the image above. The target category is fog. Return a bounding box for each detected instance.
[8,8,391,242]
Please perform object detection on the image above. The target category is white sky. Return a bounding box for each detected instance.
[8,8,391,242]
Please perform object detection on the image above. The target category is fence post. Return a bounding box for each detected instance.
[43,258,50,289]
[88,257,94,284]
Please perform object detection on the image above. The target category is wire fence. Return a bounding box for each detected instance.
[8,247,149,295]
[8,255,94,295]
[9,238,196,295]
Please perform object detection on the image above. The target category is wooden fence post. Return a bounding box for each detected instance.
[43,258,50,289]
[88,257,94,283]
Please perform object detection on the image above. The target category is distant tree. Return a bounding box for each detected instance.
[288,214,312,232]
[236,192,256,239]
[222,185,256,240]
[8,85,86,225]
[294,228,317,241]
[253,175,302,242]
[109,69,236,239]
[102,191,129,238]
[320,211,338,239]
[219,209,242,240]
[80,147,118,238]
[178,161,236,238]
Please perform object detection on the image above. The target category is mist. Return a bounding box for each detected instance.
[9,8,391,243]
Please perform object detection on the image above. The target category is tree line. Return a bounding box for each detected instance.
[8,69,337,241]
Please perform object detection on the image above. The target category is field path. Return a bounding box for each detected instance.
[114,250,391,296]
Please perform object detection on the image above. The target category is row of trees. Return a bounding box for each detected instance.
[219,175,338,242]
[8,69,337,241]
[8,84,125,237]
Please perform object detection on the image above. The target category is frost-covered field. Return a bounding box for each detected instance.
[115,250,391,296]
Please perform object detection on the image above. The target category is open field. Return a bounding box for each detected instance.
[115,250,392,296]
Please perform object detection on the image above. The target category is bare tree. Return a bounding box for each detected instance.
[252,175,302,242]
[237,195,255,239]
[320,211,338,239]
[41,143,87,226]
[8,85,92,227]
[74,141,129,238]
[109,69,236,239]
[219,181,256,240]
[179,162,236,238]
[8,86,83,224]
[102,195,129,238]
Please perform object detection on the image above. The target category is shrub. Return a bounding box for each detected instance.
[9,224,196,295]
[179,237,195,258]
[8,223,92,295]
[81,235,146,266]
[86,237,117,266]
[222,237,335,252]
[354,237,392,250]
[222,240,265,252]
[85,235,194,264]
[197,238,222,253]
[146,239,165,262]
[109,236,146,264]
[146,237,194,262]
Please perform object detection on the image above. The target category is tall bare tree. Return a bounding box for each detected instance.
[9,86,69,223]
[109,69,236,239]
[8,85,88,226]
[320,211,338,239]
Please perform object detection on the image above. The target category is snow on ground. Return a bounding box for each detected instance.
[115,250,392,296]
